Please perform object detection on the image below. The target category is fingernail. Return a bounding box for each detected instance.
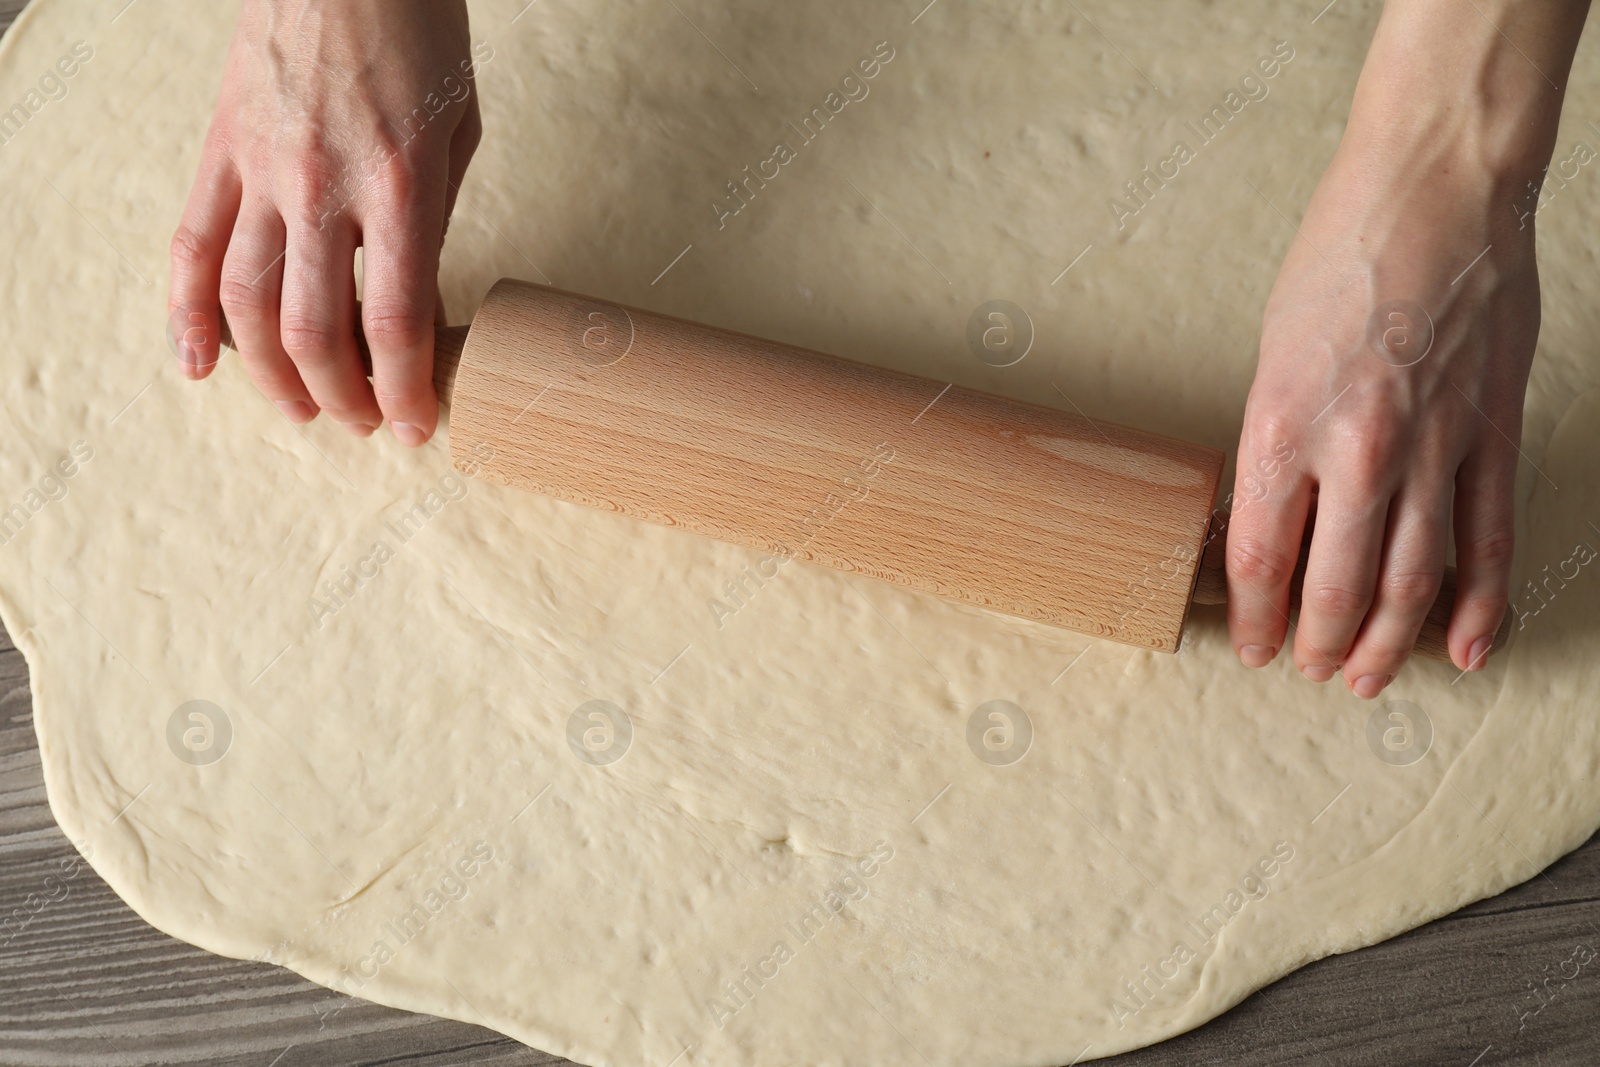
[274,400,316,424]
[176,339,214,377]
[1467,635,1492,671]
[166,308,218,375]
[390,421,428,447]
[1302,664,1335,683]
[1353,673,1392,699]
[1239,644,1276,668]
[339,421,377,438]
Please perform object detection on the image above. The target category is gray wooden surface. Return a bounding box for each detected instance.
[2,2,1598,1064]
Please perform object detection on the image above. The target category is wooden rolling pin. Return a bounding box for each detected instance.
[416,278,1509,662]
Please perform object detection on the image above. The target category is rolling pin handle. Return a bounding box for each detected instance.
[432,324,470,406]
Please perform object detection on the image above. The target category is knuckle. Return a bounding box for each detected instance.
[218,274,272,322]
[1379,569,1442,611]
[1240,413,1297,467]
[1339,444,1396,497]
[1317,407,1396,470]
[363,305,433,351]
[288,196,340,233]
[1462,527,1516,571]
[286,146,341,203]
[1302,582,1372,619]
[1247,412,1298,452]
[291,202,342,237]
[169,225,215,272]
[371,147,421,203]
[280,317,346,360]
[1228,538,1296,588]
[284,151,351,229]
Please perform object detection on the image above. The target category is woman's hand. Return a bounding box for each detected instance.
[168,0,482,445]
[1227,0,1589,696]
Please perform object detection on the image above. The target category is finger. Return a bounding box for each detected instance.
[1226,456,1314,668]
[281,218,380,434]
[441,94,483,240]
[1450,442,1518,670]
[361,183,447,447]
[433,96,480,335]
[218,198,317,423]
[169,148,242,380]
[1341,482,1449,697]
[1293,482,1389,679]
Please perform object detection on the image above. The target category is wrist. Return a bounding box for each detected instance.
[1340,0,1587,194]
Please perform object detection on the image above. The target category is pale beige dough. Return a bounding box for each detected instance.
[2,1,1599,1064]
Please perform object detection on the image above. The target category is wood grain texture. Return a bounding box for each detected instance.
[449,280,1224,652]
[1,7,1596,1065]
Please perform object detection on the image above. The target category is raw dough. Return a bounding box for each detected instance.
[3,1,1598,1064]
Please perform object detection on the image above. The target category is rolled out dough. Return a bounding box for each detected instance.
[2,1,1598,1064]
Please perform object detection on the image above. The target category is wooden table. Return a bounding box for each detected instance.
[1,5,1597,1064]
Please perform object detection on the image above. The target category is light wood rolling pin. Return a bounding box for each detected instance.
[422,278,1511,662]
